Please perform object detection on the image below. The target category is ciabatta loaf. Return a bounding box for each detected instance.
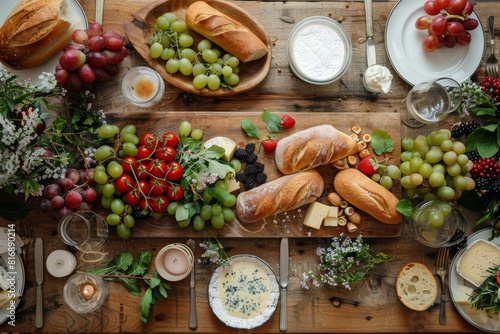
[185,1,268,62]
[334,168,402,225]
[0,0,76,69]
[236,170,324,224]
[274,125,358,175]
[396,262,437,311]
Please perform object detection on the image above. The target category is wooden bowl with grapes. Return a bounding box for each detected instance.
[123,0,272,96]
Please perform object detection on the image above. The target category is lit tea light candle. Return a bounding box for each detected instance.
[163,248,189,275]
[46,250,77,278]
[80,282,97,300]
[122,66,165,107]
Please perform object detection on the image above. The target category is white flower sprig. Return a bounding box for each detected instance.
[301,234,397,290]
[198,238,232,268]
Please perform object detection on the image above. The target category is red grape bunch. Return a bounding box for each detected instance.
[39,168,99,220]
[55,22,128,92]
[415,0,479,52]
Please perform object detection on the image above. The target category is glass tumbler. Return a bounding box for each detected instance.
[58,211,108,251]
[63,273,109,313]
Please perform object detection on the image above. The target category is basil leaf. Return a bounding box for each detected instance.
[140,288,154,323]
[241,119,260,139]
[371,129,394,155]
[396,199,413,217]
[261,110,282,132]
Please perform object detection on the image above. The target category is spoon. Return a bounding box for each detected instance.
[186,239,197,329]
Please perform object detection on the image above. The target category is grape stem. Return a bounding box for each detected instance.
[441,10,466,21]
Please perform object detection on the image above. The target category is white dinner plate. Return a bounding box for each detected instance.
[385,0,484,86]
[449,228,500,333]
[0,0,88,85]
[208,254,279,329]
[0,228,25,325]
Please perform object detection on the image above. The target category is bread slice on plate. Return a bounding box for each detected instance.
[396,262,437,311]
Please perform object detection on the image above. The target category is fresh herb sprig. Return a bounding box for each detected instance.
[198,238,232,268]
[87,251,171,323]
[301,234,397,290]
[471,264,500,314]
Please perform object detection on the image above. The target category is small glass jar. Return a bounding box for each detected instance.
[404,199,467,248]
[57,211,108,252]
[63,273,109,313]
[122,66,165,107]
[286,16,352,85]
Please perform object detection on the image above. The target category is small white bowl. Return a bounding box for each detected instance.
[155,243,194,281]
[122,66,165,107]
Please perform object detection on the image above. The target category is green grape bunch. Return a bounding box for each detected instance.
[148,12,241,91]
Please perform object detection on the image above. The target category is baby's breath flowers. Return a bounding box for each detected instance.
[457,79,496,117]
[198,238,232,268]
[301,234,397,290]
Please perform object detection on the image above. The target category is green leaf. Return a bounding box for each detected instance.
[136,251,152,269]
[112,252,134,271]
[206,145,225,159]
[175,203,192,221]
[87,266,115,276]
[396,199,413,217]
[117,277,142,296]
[371,129,394,155]
[261,110,282,133]
[466,127,500,158]
[241,119,260,139]
[140,288,154,323]
[207,159,234,179]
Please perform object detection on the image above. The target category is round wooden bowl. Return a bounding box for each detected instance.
[123,0,272,96]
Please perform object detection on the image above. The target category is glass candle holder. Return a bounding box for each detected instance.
[57,211,108,252]
[122,66,165,107]
[63,273,109,313]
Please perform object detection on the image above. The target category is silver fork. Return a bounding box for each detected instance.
[19,219,33,263]
[486,16,499,78]
[435,247,450,325]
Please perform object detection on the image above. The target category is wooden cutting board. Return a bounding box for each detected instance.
[106,111,402,238]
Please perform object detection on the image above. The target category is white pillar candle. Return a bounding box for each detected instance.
[164,248,189,275]
[46,250,77,278]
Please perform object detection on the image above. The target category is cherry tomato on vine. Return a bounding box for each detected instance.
[154,146,176,162]
[150,194,169,213]
[140,132,159,148]
[150,179,169,195]
[134,162,150,179]
[137,145,154,160]
[121,156,139,174]
[162,131,179,148]
[166,184,184,201]
[147,159,168,178]
[115,174,134,193]
[166,161,183,181]
[125,189,141,206]
[134,179,151,196]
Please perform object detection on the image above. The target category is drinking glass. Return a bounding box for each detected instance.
[57,211,108,252]
[63,273,109,313]
[400,78,462,128]
[404,199,467,248]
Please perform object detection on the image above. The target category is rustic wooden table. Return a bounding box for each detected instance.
[1,0,499,333]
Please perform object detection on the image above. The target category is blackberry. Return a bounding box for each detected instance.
[245,164,259,175]
[465,150,481,163]
[491,179,500,193]
[255,172,267,184]
[244,178,255,190]
[234,148,248,160]
[254,162,265,173]
[132,210,149,220]
[474,177,490,192]
[246,153,258,164]
[244,143,256,154]
[235,172,249,183]
[451,121,479,137]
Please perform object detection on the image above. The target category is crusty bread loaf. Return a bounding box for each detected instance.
[396,262,437,311]
[0,0,76,69]
[334,168,402,225]
[185,1,268,62]
[274,125,358,175]
[236,169,324,224]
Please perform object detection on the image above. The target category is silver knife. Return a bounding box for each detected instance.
[187,239,197,329]
[364,0,377,68]
[279,238,289,332]
[35,238,44,329]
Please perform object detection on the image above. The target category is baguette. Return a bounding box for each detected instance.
[275,125,358,175]
[0,0,76,70]
[396,262,437,311]
[185,1,268,62]
[333,168,402,225]
[236,169,324,224]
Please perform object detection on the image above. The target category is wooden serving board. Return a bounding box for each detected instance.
[106,111,402,238]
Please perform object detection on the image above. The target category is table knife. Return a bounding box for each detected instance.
[96,0,104,24]
[364,0,377,67]
[279,238,289,332]
[187,239,197,329]
[35,238,44,329]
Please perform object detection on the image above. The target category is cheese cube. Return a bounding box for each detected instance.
[454,285,475,304]
[303,202,331,229]
[219,138,237,162]
[327,206,338,218]
[324,217,338,227]
[469,310,489,324]
[225,175,241,193]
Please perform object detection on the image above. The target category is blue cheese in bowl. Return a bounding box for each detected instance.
[208,255,279,329]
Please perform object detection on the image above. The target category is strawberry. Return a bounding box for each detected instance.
[281,115,296,129]
[261,138,277,153]
[358,156,380,176]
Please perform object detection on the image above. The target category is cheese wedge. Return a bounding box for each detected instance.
[457,240,500,287]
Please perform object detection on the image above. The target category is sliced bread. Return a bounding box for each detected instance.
[396,262,437,311]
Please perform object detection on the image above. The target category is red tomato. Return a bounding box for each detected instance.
[139,197,150,211]
[150,179,169,195]
[166,184,184,201]
[154,146,176,162]
[137,145,154,160]
[134,162,149,179]
[162,131,179,148]
[134,179,151,196]
[115,174,134,193]
[140,132,159,148]
[147,159,168,178]
[150,194,169,213]
[166,161,183,181]
[121,157,139,174]
[496,271,500,286]
[125,189,141,206]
